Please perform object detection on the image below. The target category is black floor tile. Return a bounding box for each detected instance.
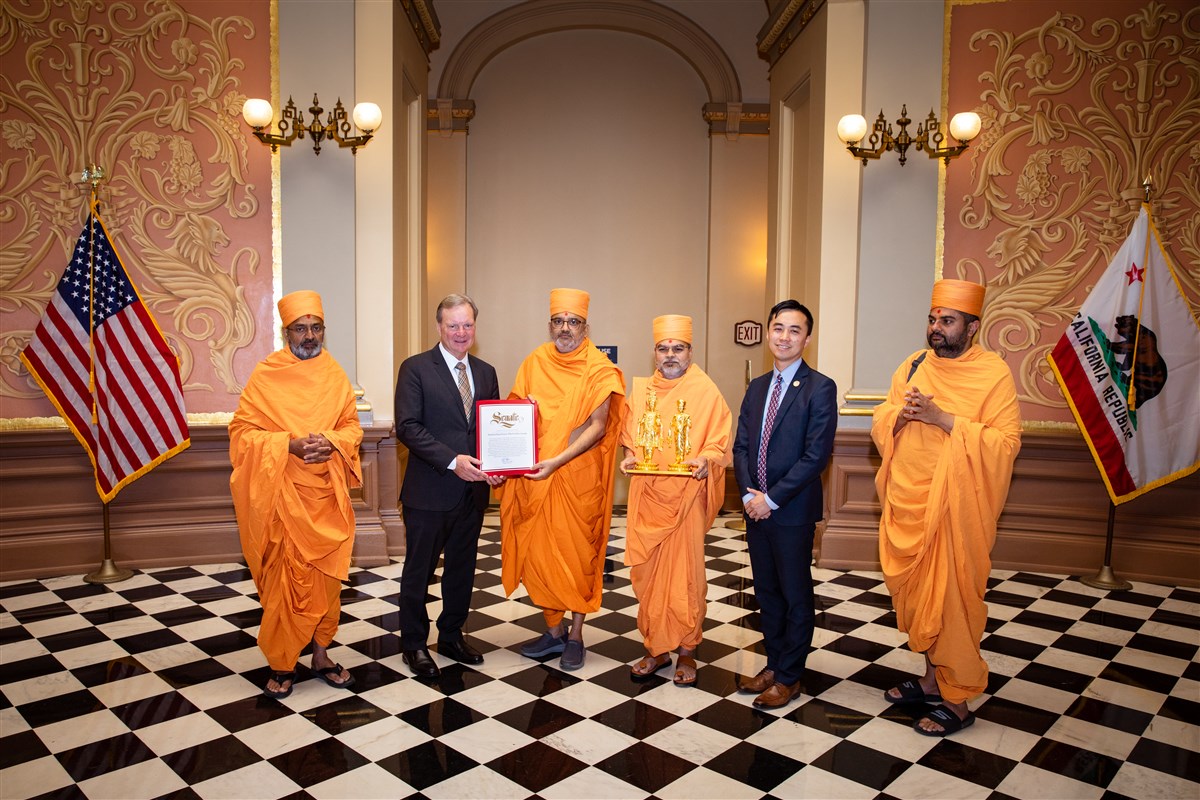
[15,689,105,728]
[161,734,262,784]
[592,699,679,740]
[112,693,202,729]
[974,696,1060,736]
[494,698,585,740]
[783,698,872,738]
[919,738,1019,789]
[57,731,157,783]
[486,740,586,792]
[398,697,485,737]
[593,740,695,793]
[810,738,910,791]
[0,729,51,770]
[705,740,805,792]
[374,741,476,790]
[268,737,371,788]
[1124,737,1200,780]
[1021,738,1121,788]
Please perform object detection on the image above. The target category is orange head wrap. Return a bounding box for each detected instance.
[278,290,324,327]
[930,279,985,317]
[549,288,589,319]
[652,314,692,345]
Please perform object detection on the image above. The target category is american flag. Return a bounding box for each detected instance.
[19,205,190,502]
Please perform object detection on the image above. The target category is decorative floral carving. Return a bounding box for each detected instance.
[946,0,1200,421]
[0,0,271,412]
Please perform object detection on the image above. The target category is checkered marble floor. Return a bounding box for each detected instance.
[2,513,1197,800]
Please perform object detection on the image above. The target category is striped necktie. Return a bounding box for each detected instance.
[455,362,472,421]
[756,373,783,491]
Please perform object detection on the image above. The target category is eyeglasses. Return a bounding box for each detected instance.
[655,344,690,356]
[549,317,585,330]
[287,323,325,336]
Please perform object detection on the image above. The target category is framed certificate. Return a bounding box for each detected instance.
[476,399,539,475]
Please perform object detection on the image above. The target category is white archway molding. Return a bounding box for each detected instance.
[437,0,742,105]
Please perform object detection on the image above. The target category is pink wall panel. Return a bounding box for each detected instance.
[1,0,274,417]
[944,0,1199,423]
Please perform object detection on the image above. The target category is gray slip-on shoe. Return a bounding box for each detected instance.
[519,630,568,658]
[560,639,586,671]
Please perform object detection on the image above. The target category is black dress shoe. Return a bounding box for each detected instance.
[438,636,484,665]
[402,648,440,678]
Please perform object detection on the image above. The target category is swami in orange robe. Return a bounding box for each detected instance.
[620,315,731,684]
[499,288,625,669]
[872,279,1021,727]
[230,291,362,695]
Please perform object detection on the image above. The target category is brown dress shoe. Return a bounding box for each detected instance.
[738,667,775,694]
[753,680,800,709]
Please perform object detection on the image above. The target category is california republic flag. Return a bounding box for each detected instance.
[1047,204,1200,504]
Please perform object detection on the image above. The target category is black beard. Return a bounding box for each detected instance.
[928,332,968,358]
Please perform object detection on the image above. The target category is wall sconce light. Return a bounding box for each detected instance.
[837,104,981,166]
[241,94,382,155]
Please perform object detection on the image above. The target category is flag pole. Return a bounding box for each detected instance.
[1078,176,1153,595]
[1079,500,1131,591]
[85,501,133,584]
[75,165,133,585]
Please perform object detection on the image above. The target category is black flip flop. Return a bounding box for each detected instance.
[263,670,296,699]
[315,664,356,689]
[884,678,942,704]
[914,705,975,737]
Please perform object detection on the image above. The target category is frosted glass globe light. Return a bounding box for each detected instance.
[352,102,383,133]
[949,111,982,142]
[242,98,274,128]
[837,114,868,144]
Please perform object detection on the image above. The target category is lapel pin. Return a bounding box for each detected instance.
[792,380,800,387]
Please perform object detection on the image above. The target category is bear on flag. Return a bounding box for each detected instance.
[1047,204,1200,504]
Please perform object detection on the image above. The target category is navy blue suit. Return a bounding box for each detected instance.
[394,346,499,649]
[732,360,837,685]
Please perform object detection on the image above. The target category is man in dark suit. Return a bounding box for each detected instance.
[394,294,504,679]
[732,299,837,709]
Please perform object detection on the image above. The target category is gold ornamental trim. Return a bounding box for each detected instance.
[0,412,234,431]
[757,0,824,64]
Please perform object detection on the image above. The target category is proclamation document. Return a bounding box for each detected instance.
[477,400,538,475]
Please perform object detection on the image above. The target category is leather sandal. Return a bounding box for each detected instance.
[673,654,697,687]
[630,654,671,680]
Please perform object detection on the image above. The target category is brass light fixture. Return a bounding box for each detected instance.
[241,94,383,155]
[837,105,981,166]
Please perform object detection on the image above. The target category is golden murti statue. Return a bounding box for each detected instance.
[668,398,692,472]
[634,388,663,470]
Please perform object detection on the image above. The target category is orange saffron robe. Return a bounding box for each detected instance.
[499,339,625,625]
[229,348,362,671]
[872,345,1021,704]
[622,365,731,656]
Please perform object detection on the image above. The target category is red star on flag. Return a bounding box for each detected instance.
[1125,263,1145,284]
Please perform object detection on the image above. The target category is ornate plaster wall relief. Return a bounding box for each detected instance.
[944,0,1199,423]
[1,0,273,417]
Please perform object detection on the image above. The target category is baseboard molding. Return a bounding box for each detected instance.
[822,427,1200,587]
[0,424,401,581]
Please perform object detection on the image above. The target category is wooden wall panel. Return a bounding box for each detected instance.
[0,425,401,582]
[822,428,1200,586]
[5,425,1194,587]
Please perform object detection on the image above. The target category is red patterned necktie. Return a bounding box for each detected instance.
[455,362,472,421]
[756,373,783,491]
